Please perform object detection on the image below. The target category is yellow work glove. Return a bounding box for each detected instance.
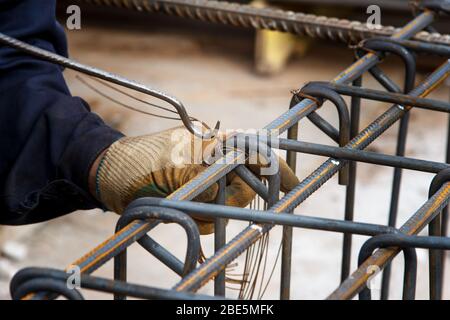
[95,126,299,234]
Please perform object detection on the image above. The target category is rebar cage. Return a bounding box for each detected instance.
[5,0,450,300]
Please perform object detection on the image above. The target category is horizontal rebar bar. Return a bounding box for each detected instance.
[130,197,398,236]
[276,138,450,174]
[11,268,222,300]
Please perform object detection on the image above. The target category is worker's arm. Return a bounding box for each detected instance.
[0,0,300,230]
[0,0,123,224]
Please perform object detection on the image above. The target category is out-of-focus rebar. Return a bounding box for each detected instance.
[83,0,450,46]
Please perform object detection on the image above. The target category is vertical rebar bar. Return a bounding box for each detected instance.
[280,102,299,300]
[442,79,450,292]
[381,43,417,300]
[341,75,362,282]
[214,177,227,296]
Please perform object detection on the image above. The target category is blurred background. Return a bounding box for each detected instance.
[0,0,449,299]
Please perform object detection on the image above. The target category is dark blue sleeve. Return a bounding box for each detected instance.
[0,0,124,224]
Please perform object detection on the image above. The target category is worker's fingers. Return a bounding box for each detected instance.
[132,164,219,235]
[176,159,297,233]
[247,155,299,194]
[193,170,258,233]
[278,157,300,193]
[184,165,219,204]
[195,221,215,235]
[182,164,220,235]
[225,173,257,208]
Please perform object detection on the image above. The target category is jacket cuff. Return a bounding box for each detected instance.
[58,113,124,195]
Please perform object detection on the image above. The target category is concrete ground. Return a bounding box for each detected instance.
[1,18,449,300]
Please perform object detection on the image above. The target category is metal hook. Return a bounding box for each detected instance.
[0,32,220,139]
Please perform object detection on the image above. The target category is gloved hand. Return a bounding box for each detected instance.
[91,126,299,235]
